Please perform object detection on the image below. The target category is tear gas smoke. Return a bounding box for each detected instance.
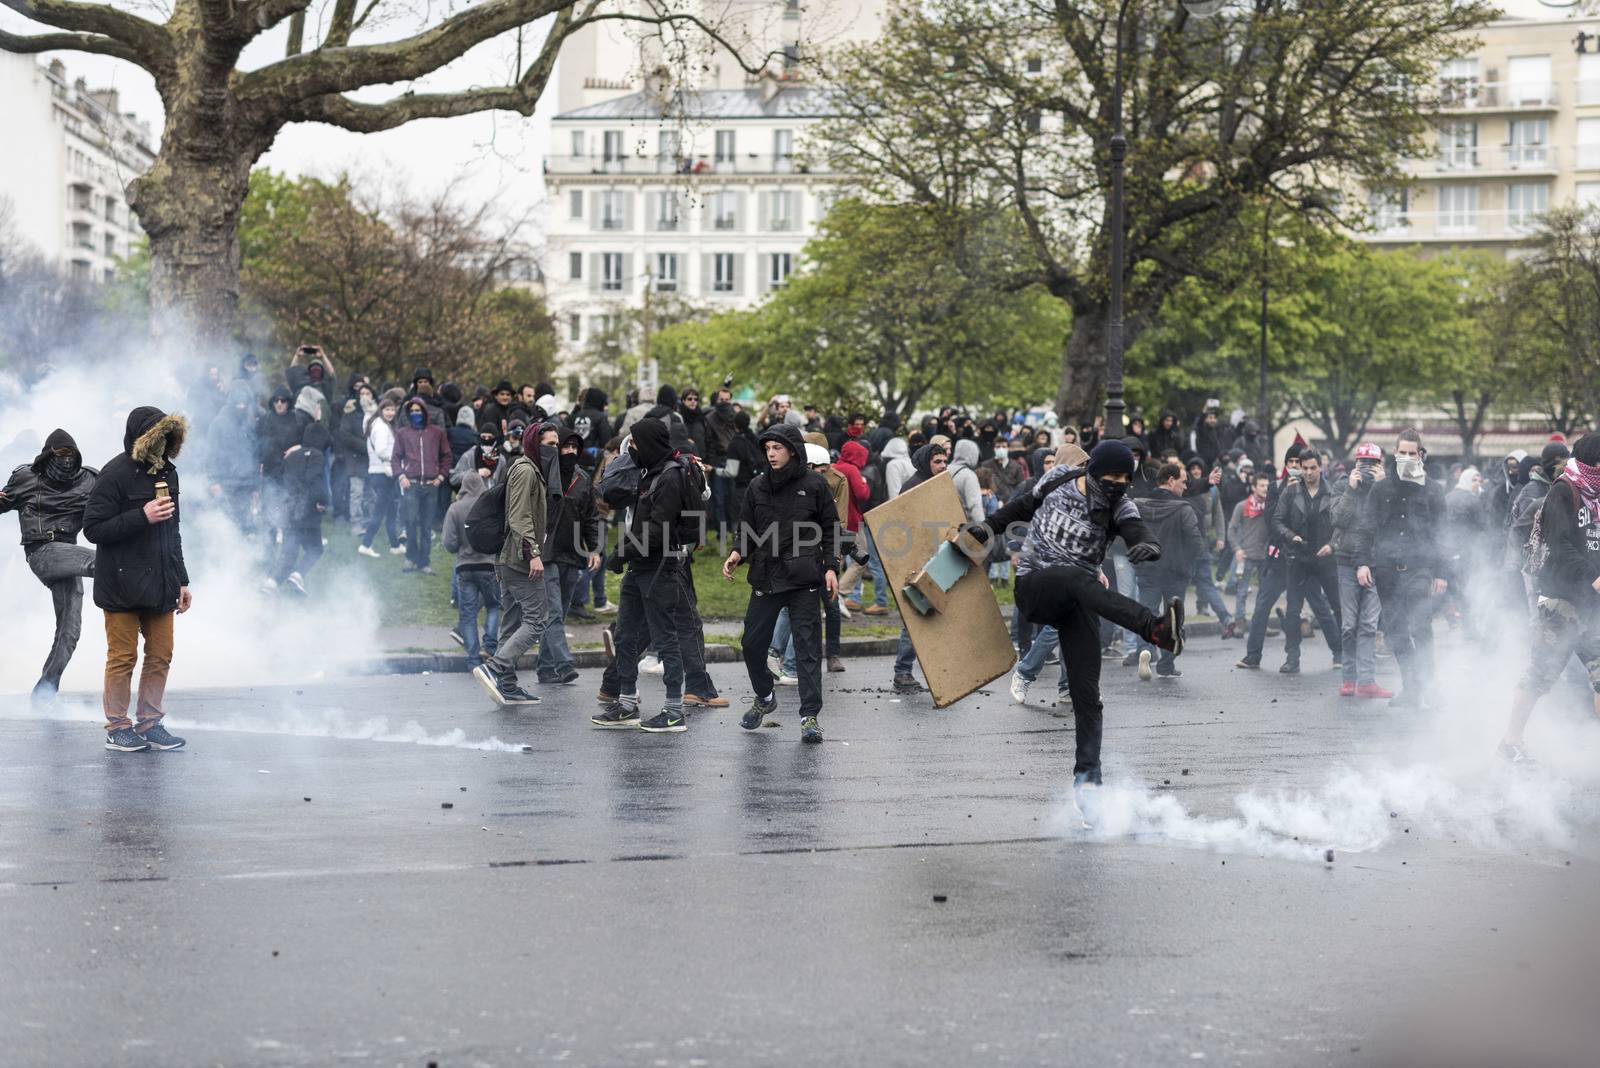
[0,349,382,699]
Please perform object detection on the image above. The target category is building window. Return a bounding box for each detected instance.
[1579,118,1600,170]
[603,130,623,163]
[1507,119,1548,168]
[714,253,736,293]
[104,234,116,257]
[1437,121,1477,170]
[1506,55,1552,107]
[769,252,793,289]
[1026,56,1043,74]
[600,191,626,230]
[1578,181,1600,209]
[1437,184,1478,232]
[659,129,681,163]
[570,190,583,218]
[782,43,801,71]
[1025,110,1042,135]
[1438,56,1479,106]
[710,191,738,231]
[570,130,584,158]
[773,129,794,171]
[1368,189,1407,232]
[602,252,624,291]
[768,190,797,231]
[654,191,681,231]
[715,130,736,164]
[1580,53,1600,107]
[655,253,678,292]
[569,314,582,341]
[1507,183,1548,230]
[569,252,583,280]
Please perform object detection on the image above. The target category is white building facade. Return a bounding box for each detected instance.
[0,53,157,283]
[542,0,885,379]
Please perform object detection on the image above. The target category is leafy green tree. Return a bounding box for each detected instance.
[819,0,1494,426]
[653,199,1067,417]
[1509,206,1600,433]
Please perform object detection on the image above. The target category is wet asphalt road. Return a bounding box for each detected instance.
[2,636,1599,1067]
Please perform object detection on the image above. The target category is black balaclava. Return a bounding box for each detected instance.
[631,418,674,470]
[1541,442,1570,481]
[1086,440,1136,508]
[35,428,82,483]
[559,433,582,485]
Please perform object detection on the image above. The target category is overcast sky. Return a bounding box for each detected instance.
[0,0,1582,247]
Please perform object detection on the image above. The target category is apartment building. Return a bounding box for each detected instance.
[1364,14,1600,252]
[0,53,157,283]
[543,0,886,377]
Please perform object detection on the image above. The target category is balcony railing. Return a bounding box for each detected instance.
[1365,209,1546,241]
[544,153,820,177]
[1435,80,1558,111]
[1428,145,1558,173]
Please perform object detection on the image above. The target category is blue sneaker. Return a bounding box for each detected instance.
[139,723,186,750]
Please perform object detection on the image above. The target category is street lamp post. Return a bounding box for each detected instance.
[1102,0,1230,439]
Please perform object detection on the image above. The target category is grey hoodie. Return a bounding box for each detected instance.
[441,470,497,569]
[883,437,915,499]
[949,438,984,524]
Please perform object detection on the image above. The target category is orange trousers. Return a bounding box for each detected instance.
[102,610,174,733]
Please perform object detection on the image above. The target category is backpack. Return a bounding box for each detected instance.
[863,457,890,511]
[1522,480,1566,579]
[464,481,509,555]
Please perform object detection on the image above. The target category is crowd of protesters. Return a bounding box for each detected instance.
[6,350,1597,768]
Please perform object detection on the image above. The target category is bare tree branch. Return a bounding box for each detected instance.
[0,0,171,70]
[0,25,145,62]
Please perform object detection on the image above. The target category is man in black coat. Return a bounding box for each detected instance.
[536,430,602,685]
[1270,449,1343,673]
[82,407,193,753]
[722,422,841,743]
[1,428,98,702]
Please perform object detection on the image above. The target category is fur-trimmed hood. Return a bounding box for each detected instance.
[123,406,188,474]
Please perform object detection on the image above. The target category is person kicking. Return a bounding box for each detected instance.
[967,440,1183,820]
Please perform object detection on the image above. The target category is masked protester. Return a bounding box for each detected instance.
[262,421,330,595]
[723,424,842,743]
[83,407,192,753]
[1508,443,1570,598]
[391,398,451,573]
[451,422,501,489]
[536,430,602,686]
[977,440,1183,824]
[472,423,549,707]
[1498,433,1600,766]
[441,470,500,672]
[1,429,98,703]
[1331,444,1391,699]
[1270,450,1343,674]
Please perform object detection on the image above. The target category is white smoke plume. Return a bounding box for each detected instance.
[0,347,382,701]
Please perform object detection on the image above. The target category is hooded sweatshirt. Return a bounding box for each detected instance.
[82,407,191,613]
[834,440,871,532]
[442,469,498,570]
[260,386,303,480]
[736,423,841,593]
[619,417,696,568]
[391,400,452,482]
[949,438,985,525]
[883,437,915,499]
[1,428,99,549]
[281,423,331,526]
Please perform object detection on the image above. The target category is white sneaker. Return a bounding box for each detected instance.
[389,544,407,555]
[285,571,306,595]
[766,652,783,678]
[640,654,664,675]
[1137,649,1153,682]
[1070,781,1102,831]
[775,672,799,687]
[259,577,278,593]
[595,602,618,615]
[838,599,852,620]
[1009,672,1030,704]
[357,544,380,558]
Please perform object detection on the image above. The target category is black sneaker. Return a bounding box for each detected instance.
[1235,657,1260,669]
[449,629,465,648]
[1101,645,1123,660]
[800,716,823,743]
[498,684,540,706]
[105,727,150,752]
[567,607,599,623]
[472,663,505,704]
[139,723,186,750]
[558,669,581,686]
[741,694,778,730]
[1278,661,1301,675]
[1121,651,1139,667]
[592,702,641,729]
[639,710,687,733]
[893,674,924,694]
[1156,666,1183,680]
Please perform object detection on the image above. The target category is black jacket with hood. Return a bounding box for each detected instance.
[281,423,331,526]
[544,432,602,567]
[1,429,99,550]
[1131,486,1202,583]
[259,386,303,480]
[83,408,191,613]
[737,423,841,593]
[619,418,699,569]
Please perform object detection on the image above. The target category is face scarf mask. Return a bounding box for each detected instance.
[45,454,78,482]
[559,452,578,485]
[408,411,425,429]
[1396,456,1426,485]
[1094,477,1128,508]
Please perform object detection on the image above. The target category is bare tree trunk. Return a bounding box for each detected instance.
[1056,305,1106,430]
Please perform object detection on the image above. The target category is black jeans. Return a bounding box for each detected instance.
[741,584,825,718]
[1283,555,1341,664]
[1377,566,1437,698]
[1244,557,1287,662]
[1016,564,1155,784]
[362,473,401,549]
[400,481,437,567]
[272,522,324,582]
[604,562,684,706]
[677,561,717,699]
[1136,570,1188,673]
[26,542,94,699]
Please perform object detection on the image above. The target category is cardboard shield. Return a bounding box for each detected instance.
[863,473,1016,708]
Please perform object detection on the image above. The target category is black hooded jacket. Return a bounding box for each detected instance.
[570,388,612,463]
[737,423,841,593]
[0,428,99,550]
[259,386,303,480]
[544,434,601,567]
[901,443,941,493]
[281,423,331,526]
[619,418,699,569]
[83,407,191,612]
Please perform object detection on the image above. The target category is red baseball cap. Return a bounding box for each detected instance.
[1354,443,1382,461]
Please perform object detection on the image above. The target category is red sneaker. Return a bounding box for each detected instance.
[1357,684,1395,700]
[1339,682,1356,698]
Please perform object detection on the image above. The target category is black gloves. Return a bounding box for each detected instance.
[1126,542,1161,564]
[961,522,992,546]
